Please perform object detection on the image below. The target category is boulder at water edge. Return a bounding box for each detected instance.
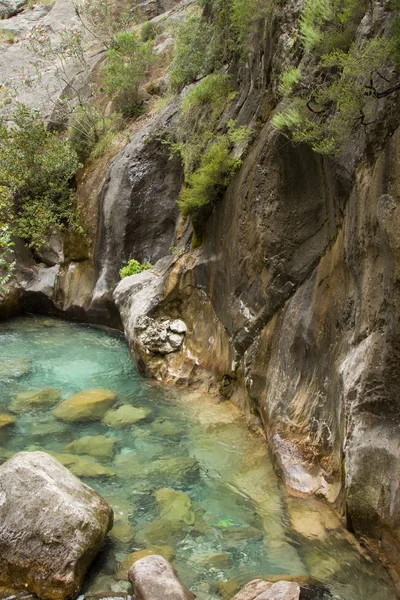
[128,555,196,600]
[0,451,114,600]
[232,580,300,600]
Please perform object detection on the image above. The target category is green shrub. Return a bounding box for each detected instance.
[103,30,155,117]
[272,36,396,155]
[0,187,15,293]
[0,103,81,250]
[169,10,215,91]
[300,0,368,53]
[182,73,235,115]
[68,106,122,161]
[120,258,152,278]
[278,67,301,97]
[179,135,241,212]
[141,21,160,42]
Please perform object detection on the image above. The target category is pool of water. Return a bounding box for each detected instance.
[0,316,396,600]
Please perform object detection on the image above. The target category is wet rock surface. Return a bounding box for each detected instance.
[128,555,195,600]
[0,451,113,600]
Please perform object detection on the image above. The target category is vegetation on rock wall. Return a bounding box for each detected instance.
[120,258,152,278]
[273,0,400,154]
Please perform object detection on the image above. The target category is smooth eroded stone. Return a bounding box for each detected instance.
[255,581,300,600]
[117,546,175,580]
[54,389,116,422]
[10,388,60,413]
[0,415,16,429]
[128,555,195,600]
[231,580,273,600]
[64,435,119,460]
[0,451,114,600]
[155,488,195,525]
[103,405,151,428]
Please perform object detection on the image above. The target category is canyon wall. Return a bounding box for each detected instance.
[1,0,400,590]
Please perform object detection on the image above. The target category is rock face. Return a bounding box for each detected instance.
[0,451,113,600]
[128,555,195,600]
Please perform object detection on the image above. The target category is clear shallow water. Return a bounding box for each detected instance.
[0,316,397,600]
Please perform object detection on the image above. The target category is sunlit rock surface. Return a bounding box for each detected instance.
[0,451,113,600]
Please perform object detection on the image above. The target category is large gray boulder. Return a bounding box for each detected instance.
[128,555,195,600]
[0,451,114,600]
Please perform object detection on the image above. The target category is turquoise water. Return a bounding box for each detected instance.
[0,316,397,600]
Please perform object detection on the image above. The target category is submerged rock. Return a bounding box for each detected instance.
[231,580,272,600]
[0,415,16,429]
[10,388,60,413]
[117,546,175,580]
[0,359,31,381]
[64,435,119,460]
[155,488,195,525]
[109,519,135,544]
[0,451,113,600]
[50,452,115,478]
[103,405,151,428]
[54,389,116,422]
[128,555,195,600]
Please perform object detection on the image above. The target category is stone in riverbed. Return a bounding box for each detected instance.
[64,435,119,459]
[50,452,115,478]
[231,580,273,600]
[103,405,151,428]
[128,555,195,600]
[135,517,184,546]
[0,415,16,429]
[155,488,195,525]
[54,388,116,422]
[0,451,113,600]
[10,388,60,413]
[109,519,135,544]
[117,546,175,580]
[0,358,31,381]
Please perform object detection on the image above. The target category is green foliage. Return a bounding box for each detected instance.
[103,30,155,117]
[178,134,240,218]
[0,104,81,250]
[0,187,15,294]
[120,258,152,278]
[182,73,236,115]
[141,21,160,42]
[68,106,122,161]
[278,68,301,97]
[73,0,136,49]
[300,0,368,53]
[170,0,270,91]
[273,36,396,155]
[169,9,215,91]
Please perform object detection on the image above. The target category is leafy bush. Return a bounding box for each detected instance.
[300,0,368,53]
[103,30,155,117]
[170,0,270,91]
[272,36,396,155]
[278,68,301,97]
[120,258,152,278]
[0,187,15,293]
[141,21,160,42]
[169,10,215,91]
[0,104,81,250]
[68,106,122,161]
[178,134,240,217]
[182,73,235,115]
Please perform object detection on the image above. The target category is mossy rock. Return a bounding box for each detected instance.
[109,520,135,544]
[64,435,119,460]
[54,389,116,423]
[103,405,151,428]
[0,359,31,381]
[0,415,16,429]
[155,488,195,525]
[49,452,115,478]
[10,388,60,413]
